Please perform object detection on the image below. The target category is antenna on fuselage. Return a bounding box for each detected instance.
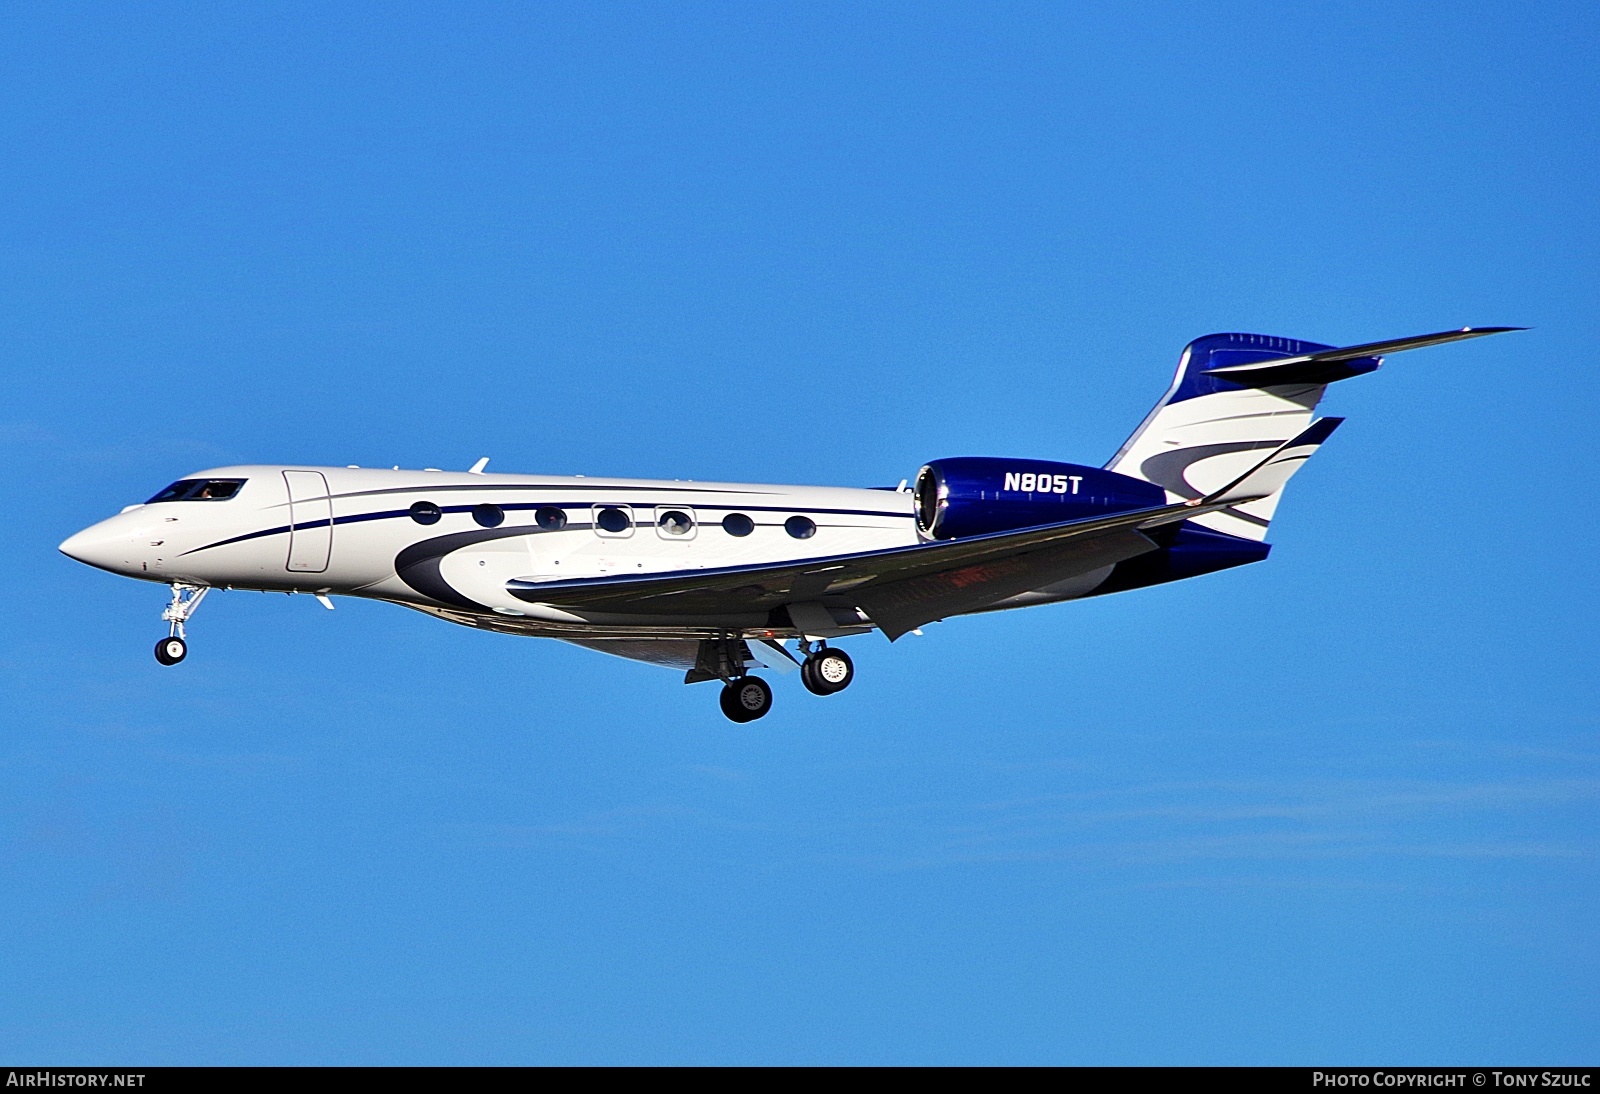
[468,457,490,474]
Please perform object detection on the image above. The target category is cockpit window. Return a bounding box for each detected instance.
[146,479,247,503]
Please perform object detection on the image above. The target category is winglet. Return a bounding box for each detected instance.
[1199,417,1344,507]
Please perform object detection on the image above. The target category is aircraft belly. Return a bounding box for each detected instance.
[535,608,772,629]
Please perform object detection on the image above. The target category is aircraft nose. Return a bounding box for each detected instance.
[59,520,141,574]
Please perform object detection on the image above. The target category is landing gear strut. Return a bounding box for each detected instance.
[154,584,209,667]
[799,642,854,696]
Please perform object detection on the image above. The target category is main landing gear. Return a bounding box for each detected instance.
[720,676,773,723]
[692,635,857,723]
[154,583,209,666]
[800,644,854,696]
[688,635,776,724]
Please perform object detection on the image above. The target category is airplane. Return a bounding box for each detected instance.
[59,326,1520,722]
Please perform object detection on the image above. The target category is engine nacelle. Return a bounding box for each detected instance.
[914,457,1165,540]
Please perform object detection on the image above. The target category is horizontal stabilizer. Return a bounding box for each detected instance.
[1202,417,1342,507]
[1201,326,1524,387]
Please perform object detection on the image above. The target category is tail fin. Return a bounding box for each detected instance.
[1107,327,1519,540]
[1201,416,1343,507]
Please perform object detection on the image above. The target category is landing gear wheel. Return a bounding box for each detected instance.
[802,648,853,695]
[719,676,773,722]
[154,636,187,666]
[154,585,207,667]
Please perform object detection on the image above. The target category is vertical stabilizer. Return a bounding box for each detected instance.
[1106,333,1375,541]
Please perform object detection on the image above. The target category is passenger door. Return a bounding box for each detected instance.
[283,470,333,573]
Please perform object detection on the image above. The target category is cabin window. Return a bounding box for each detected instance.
[535,506,567,531]
[146,479,246,503]
[656,509,694,537]
[594,506,633,536]
[472,503,504,528]
[785,515,817,539]
[722,513,755,537]
[409,501,442,525]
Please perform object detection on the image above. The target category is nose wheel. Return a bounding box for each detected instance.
[154,583,209,667]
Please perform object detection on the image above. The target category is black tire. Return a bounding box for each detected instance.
[719,676,772,722]
[154,636,187,666]
[800,657,820,695]
[718,683,750,722]
[804,648,853,694]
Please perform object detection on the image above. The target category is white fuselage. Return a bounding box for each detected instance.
[55,328,1506,709]
[60,465,922,639]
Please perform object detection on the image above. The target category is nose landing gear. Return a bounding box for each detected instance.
[154,583,209,667]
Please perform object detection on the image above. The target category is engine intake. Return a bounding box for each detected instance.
[914,457,1164,540]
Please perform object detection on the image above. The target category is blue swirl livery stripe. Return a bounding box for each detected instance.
[393,526,542,609]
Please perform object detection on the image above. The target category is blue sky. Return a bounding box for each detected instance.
[1,1,1596,1064]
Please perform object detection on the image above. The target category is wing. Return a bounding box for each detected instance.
[508,495,1240,640]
